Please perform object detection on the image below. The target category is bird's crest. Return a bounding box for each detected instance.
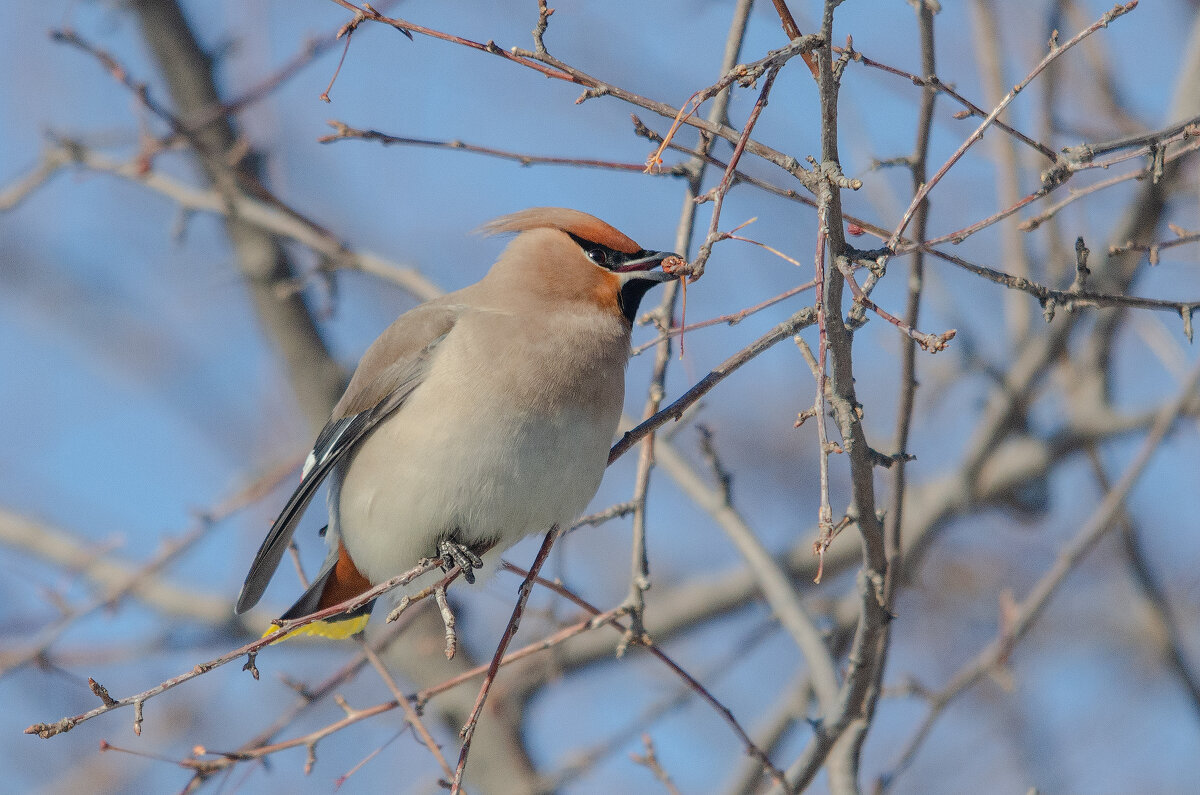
[480,207,641,255]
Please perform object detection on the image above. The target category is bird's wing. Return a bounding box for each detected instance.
[235,302,461,614]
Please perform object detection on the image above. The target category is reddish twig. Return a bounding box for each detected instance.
[836,260,956,353]
[689,66,785,280]
[643,34,820,173]
[451,526,562,792]
[769,0,819,77]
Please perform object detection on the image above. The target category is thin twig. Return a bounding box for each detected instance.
[1020,136,1200,230]
[25,558,441,739]
[630,734,682,795]
[689,66,786,280]
[850,53,1057,162]
[359,640,454,781]
[503,563,794,792]
[811,196,835,577]
[452,527,561,792]
[887,1,1140,250]
[610,308,819,464]
[323,0,823,191]
[320,120,688,175]
[618,0,757,657]
[631,281,816,356]
[836,260,956,353]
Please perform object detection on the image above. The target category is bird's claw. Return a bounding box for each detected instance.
[437,540,483,584]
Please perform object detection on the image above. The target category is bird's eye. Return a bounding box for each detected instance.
[587,248,608,267]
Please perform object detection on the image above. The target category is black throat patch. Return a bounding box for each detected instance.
[617,277,659,324]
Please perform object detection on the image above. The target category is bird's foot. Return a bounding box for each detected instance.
[437,539,484,584]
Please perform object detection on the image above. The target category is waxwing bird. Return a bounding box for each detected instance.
[236,208,680,638]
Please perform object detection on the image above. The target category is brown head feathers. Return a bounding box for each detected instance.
[480,208,642,255]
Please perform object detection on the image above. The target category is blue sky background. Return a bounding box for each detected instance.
[3,1,1199,792]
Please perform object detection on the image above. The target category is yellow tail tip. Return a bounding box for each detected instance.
[261,614,370,644]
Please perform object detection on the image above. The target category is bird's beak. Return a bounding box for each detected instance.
[615,250,682,281]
